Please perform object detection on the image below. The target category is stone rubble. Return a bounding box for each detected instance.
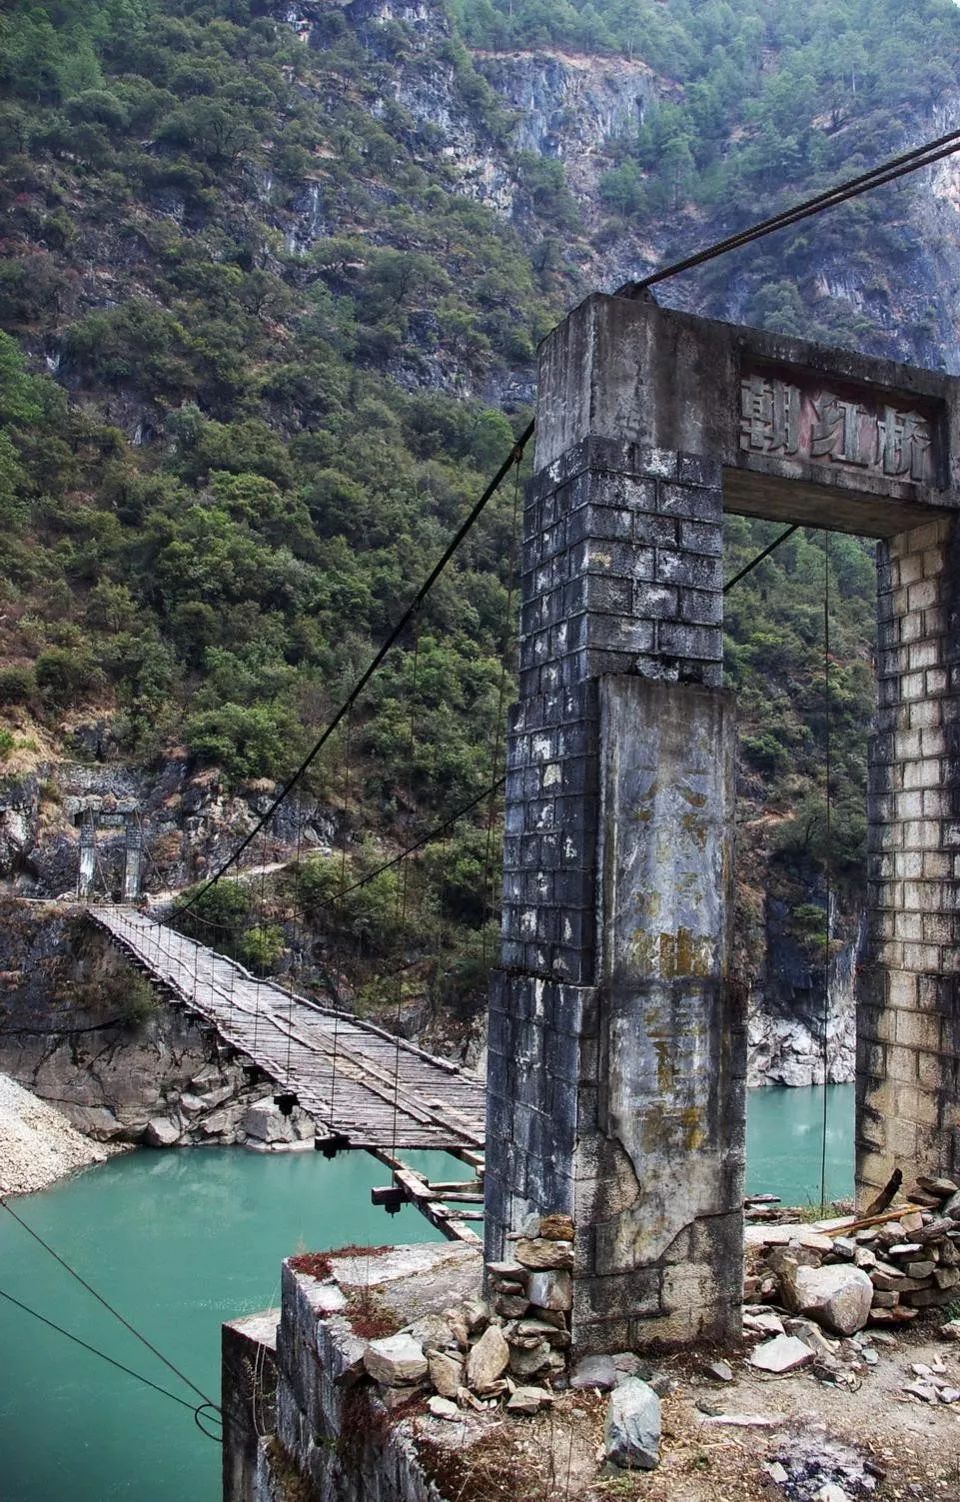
[749,1335,816,1374]
[603,1377,662,1471]
[286,1188,960,1491]
[0,1070,120,1193]
[294,1212,666,1472]
[746,1174,960,1338]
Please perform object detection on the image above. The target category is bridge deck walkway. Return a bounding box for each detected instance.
[89,907,487,1161]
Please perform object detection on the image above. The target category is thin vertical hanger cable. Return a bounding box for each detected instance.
[390,624,421,1155]
[328,711,354,1134]
[481,454,523,976]
[252,824,270,1059]
[820,530,833,1211]
[283,805,305,1091]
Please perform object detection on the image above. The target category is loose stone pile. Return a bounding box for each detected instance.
[0,1070,117,1193]
[355,1214,663,1471]
[361,1213,576,1419]
[747,1175,960,1339]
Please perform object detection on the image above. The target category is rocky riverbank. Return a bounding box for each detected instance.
[0,1071,121,1195]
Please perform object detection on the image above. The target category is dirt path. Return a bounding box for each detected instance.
[600,1326,960,1501]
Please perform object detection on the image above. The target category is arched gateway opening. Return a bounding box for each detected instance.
[483,293,960,1355]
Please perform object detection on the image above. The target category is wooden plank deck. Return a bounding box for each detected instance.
[89,906,487,1157]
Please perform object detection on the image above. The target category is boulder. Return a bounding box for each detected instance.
[744,1225,833,1253]
[782,1264,874,1336]
[749,1335,815,1374]
[428,1351,463,1399]
[461,1298,489,1333]
[427,1396,459,1420]
[363,1334,428,1387]
[784,1318,839,1362]
[514,1237,574,1270]
[486,1261,526,1281]
[526,1269,572,1310]
[496,1295,531,1319]
[743,1312,784,1337]
[570,1355,617,1390]
[404,1313,458,1351]
[465,1324,510,1391]
[508,1339,552,1378]
[604,1378,661,1471]
[145,1116,181,1147]
[242,1099,294,1144]
[917,1175,959,1198]
[539,1214,575,1241]
[507,1385,552,1414]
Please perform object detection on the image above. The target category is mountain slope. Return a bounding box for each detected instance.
[2,0,959,1065]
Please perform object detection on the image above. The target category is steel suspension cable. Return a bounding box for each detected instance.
[820,531,833,1211]
[171,429,533,921]
[164,126,960,937]
[0,1197,217,1406]
[273,519,795,919]
[620,125,960,298]
[481,456,522,976]
[0,1286,220,1435]
[724,525,799,593]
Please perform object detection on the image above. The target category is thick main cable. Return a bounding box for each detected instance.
[0,1197,217,1407]
[171,426,533,919]
[724,525,798,593]
[620,126,960,297]
[0,1285,220,1435]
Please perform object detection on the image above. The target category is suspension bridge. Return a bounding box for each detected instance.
[89,906,487,1242]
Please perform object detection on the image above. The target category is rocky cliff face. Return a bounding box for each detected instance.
[7,0,929,1099]
[0,748,334,900]
[314,0,960,366]
[746,907,862,1089]
[473,47,663,198]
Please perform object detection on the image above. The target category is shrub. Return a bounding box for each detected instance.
[185,702,294,781]
[239,923,285,976]
[120,976,158,1028]
[173,880,250,944]
[0,666,34,705]
[34,646,102,708]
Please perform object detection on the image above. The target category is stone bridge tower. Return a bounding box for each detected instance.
[484,293,960,1354]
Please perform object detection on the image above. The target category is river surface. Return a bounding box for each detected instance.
[0,1085,853,1502]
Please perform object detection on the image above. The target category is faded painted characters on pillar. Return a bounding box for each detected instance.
[739,368,940,483]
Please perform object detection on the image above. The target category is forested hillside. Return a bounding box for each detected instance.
[1,0,959,1041]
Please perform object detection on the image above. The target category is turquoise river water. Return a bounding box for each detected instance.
[0,1084,853,1502]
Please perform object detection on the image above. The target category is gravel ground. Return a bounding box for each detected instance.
[0,1072,121,1195]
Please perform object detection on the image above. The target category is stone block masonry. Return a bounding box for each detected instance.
[485,293,744,1352]
[858,515,960,1197]
[487,289,960,1355]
